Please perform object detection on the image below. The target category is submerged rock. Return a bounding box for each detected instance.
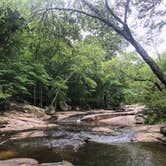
[59,101,70,111]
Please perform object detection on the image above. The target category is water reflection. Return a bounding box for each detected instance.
[74,143,166,166]
[0,141,166,166]
[0,124,166,166]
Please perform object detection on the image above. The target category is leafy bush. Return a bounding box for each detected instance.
[145,91,166,124]
[0,91,10,110]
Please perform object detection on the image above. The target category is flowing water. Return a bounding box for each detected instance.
[0,123,166,166]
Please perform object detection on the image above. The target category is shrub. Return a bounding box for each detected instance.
[145,91,166,124]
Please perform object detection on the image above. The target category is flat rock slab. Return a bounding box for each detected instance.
[92,127,113,133]
[0,159,74,166]
[0,158,38,166]
[11,130,46,140]
[132,125,165,142]
[0,106,57,133]
[134,132,163,142]
[81,109,143,122]
[100,115,136,127]
[54,110,114,121]
[40,161,74,166]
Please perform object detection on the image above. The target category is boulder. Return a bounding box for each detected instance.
[59,101,69,111]
[9,103,45,113]
[106,104,112,110]
[68,105,72,111]
[135,116,144,124]
[75,106,81,111]
[45,106,56,115]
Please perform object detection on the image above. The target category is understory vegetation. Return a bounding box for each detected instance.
[0,1,166,123]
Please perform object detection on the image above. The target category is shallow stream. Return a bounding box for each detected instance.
[0,123,166,166]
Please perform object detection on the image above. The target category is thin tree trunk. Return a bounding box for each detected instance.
[39,86,43,107]
[50,87,60,107]
[33,84,36,106]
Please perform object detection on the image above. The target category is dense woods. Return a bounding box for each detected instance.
[0,0,166,123]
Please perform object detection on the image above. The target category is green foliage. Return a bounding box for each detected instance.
[145,91,166,124]
[0,62,50,102]
[0,7,25,61]
[0,0,165,122]
[0,90,11,108]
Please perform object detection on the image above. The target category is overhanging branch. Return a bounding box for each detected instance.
[124,0,130,23]
[104,0,124,25]
[38,7,99,20]
[37,5,124,37]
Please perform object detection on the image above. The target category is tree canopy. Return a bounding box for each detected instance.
[37,0,166,87]
[0,0,166,122]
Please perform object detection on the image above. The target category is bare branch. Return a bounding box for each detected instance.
[104,0,124,25]
[38,7,99,20]
[124,0,130,23]
[81,0,102,16]
[79,0,127,37]
[37,6,125,37]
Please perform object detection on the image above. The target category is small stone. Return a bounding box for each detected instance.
[59,101,69,111]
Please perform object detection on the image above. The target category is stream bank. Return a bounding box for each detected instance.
[0,103,165,143]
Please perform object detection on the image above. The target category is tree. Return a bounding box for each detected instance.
[40,0,166,87]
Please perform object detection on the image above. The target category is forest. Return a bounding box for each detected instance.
[0,1,166,166]
[0,0,166,123]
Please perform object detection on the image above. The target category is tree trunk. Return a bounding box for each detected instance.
[39,86,43,107]
[41,3,166,87]
[122,27,166,87]
[130,38,166,87]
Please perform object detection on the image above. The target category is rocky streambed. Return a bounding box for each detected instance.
[0,124,166,166]
[0,104,166,166]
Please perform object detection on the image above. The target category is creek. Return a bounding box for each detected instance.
[0,121,166,166]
